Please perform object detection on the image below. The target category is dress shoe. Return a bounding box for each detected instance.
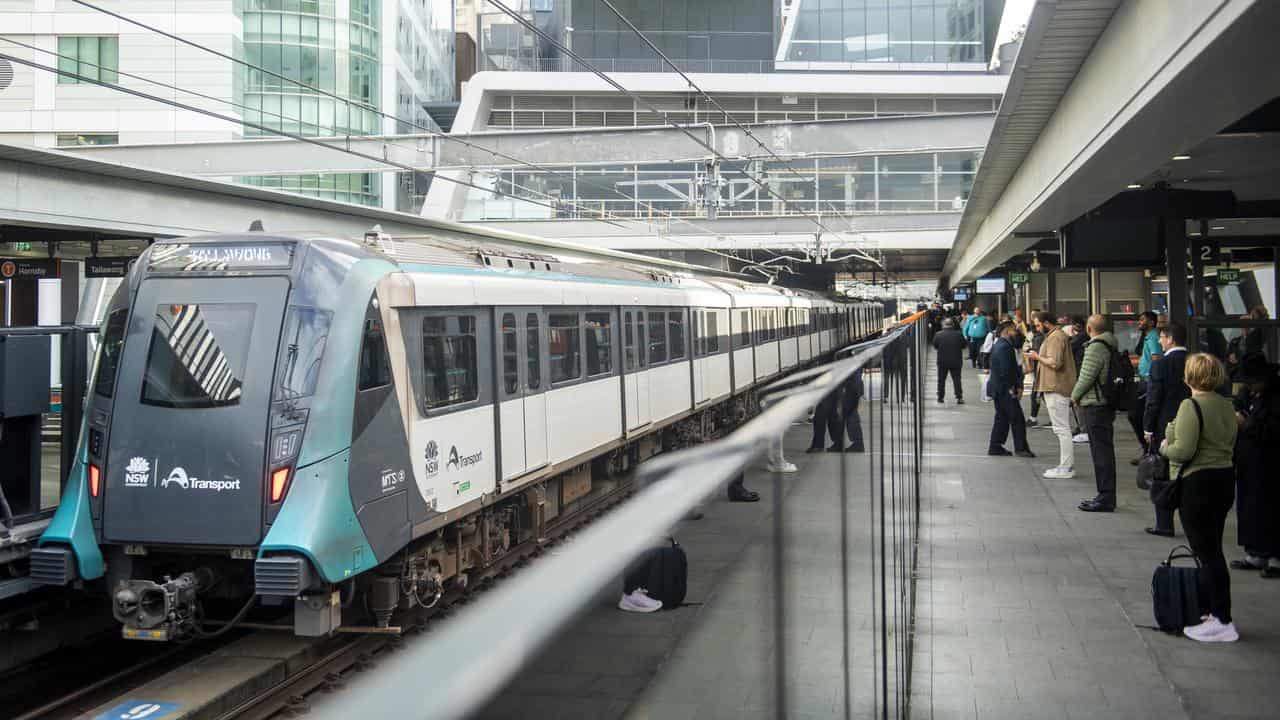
[987,446,1012,456]
[937,398,945,404]
[1077,500,1115,513]
[1014,449,1036,458]
[728,485,760,502]
[956,398,964,405]
[1145,527,1174,538]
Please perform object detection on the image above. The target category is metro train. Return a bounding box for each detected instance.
[32,227,885,640]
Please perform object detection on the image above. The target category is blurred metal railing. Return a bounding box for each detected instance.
[315,313,926,720]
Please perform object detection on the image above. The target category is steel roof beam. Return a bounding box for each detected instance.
[60,113,994,176]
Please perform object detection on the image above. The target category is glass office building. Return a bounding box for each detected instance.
[237,0,454,208]
[778,0,987,65]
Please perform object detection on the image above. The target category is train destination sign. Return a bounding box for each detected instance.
[86,256,134,278]
[0,258,58,279]
[148,242,295,271]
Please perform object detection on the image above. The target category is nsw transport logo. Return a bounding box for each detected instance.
[424,440,439,478]
[124,457,152,488]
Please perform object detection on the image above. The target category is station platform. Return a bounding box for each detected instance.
[475,361,1280,720]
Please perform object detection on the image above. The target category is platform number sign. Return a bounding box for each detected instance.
[94,701,180,720]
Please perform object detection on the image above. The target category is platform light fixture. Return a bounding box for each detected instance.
[1127,183,1141,189]
[1172,154,1192,161]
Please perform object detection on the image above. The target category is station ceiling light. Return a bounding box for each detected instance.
[1172,154,1192,160]
[1127,183,1142,189]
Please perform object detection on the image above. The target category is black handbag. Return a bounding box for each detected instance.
[1152,545,1202,632]
[1150,399,1203,511]
[1136,450,1165,491]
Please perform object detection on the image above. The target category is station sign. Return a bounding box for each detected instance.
[1009,271,1029,286]
[1193,241,1221,267]
[1216,267,1240,285]
[86,256,134,278]
[0,258,58,279]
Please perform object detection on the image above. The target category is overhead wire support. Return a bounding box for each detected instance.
[597,0,881,268]
[486,0,882,268]
[56,1,766,264]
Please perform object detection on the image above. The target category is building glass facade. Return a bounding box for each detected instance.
[781,0,986,64]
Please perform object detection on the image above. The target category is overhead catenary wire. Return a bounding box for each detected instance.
[484,0,883,269]
[56,0,770,265]
[597,0,882,267]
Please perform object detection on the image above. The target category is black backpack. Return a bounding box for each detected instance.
[1091,337,1134,410]
[1151,545,1201,632]
[625,538,687,610]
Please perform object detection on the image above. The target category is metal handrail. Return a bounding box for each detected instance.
[313,317,924,720]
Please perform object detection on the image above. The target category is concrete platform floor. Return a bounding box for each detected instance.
[915,362,1280,720]
[475,360,1280,720]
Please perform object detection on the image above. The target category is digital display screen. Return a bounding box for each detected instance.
[149,242,294,271]
[976,277,1006,294]
[1062,217,1161,268]
[952,289,970,301]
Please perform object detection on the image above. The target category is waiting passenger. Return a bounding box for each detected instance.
[1028,312,1077,478]
[807,385,844,453]
[840,368,866,452]
[1074,315,1118,512]
[765,436,798,474]
[1129,311,1163,464]
[962,307,988,368]
[1230,353,1280,577]
[1025,311,1046,426]
[987,323,1034,458]
[727,471,759,503]
[1160,353,1240,642]
[1068,316,1090,443]
[932,318,965,404]
[1142,322,1190,537]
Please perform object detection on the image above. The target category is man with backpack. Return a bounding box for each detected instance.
[1073,314,1124,513]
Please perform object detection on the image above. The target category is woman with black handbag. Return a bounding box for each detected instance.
[1159,353,1240,642]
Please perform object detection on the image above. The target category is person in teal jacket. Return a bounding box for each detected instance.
[962,308,989,368]
[1127,311,1164,455]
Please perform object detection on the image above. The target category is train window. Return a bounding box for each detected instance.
[668,311,686,360]
[624,311,636,370]
[782,309,793,339]
[421,315,478,410]
[585,312,612,376]
[706,311,720,353]
[810,309,818,334]
[357,310,391,391]
[93,307,129,398]
[142,303,253,408]
[738,310,750,347]
[647,311,667,363]
[549,313,582,384]
[275,307,332,400]
[501,313,519,395]
[526,313,540,391]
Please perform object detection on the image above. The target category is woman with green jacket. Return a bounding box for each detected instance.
[1160,353,1240,643]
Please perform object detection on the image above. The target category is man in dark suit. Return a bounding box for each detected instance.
[1143,321,1190,537]
[932,318,966,404]
[988,323,1036,458]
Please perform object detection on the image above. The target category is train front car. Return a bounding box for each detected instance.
[33,234,402,640]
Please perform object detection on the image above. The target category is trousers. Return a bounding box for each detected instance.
[1127,380,1148,446]
[937,366,962,401]
[968,338,982,367]
[1044,393,1075,470]
[810,392,842,449]
[990,390,1029,452]
[1180,468,1236,623]
[1083,405,1117,505]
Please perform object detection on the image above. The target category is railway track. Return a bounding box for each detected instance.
[3,478,636,720]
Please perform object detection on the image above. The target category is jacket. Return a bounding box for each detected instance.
[1070,331,1087,371]
[1137,329,1162,379]
[963,314,989,339]
[1160,393,1238,478]
[1035,328,1077,396]
[1143,348,1188,438]
[932,328,966,369]
[1072,331,1116,407]
[987,337,1022,396]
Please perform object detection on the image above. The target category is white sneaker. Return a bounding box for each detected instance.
[1184,616,1239,643]
[1072,433,1090,443]
[1043,467,1075,479]
[766,461,799,473]
[619,589,663,613]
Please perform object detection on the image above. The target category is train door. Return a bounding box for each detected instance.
[623,310,651,430]
[496,308,548,483]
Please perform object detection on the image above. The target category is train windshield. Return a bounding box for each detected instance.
[140,303,255,409]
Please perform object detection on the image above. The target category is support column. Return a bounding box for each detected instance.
[1165,218,1189,339]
